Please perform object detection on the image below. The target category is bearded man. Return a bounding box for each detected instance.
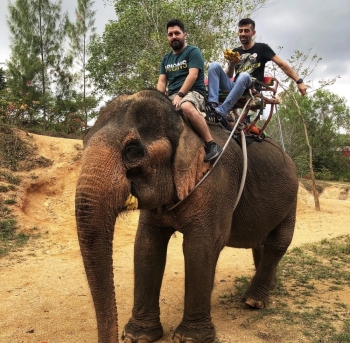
[157,18,222,163]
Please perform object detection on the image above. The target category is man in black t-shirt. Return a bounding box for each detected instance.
[233,42,276,84]
[207,18,307,119]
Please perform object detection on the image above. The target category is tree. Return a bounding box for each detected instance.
[0,67,6,91]
[268,87,350,181]
[264,49,344,210]
[0,66,10,123]
[7,0,70,129]
[67,0,99,126]
[4,56,43,125]
[88,0,271,96]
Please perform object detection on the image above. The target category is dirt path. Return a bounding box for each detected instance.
[1,133,349,343]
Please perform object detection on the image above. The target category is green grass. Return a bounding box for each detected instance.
[0,170,21,185]
[4,198,16,205]
[0,127,46,256]
[221,235,350,343]
[0,184,9,192]
[0,218,30,256]
[0,218,40,257]
[330,319,350,342]
[0,174,36,256]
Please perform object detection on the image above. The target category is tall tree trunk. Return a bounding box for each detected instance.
[290,93,320,211]
[83,34,88,127]
[39,2,47,131]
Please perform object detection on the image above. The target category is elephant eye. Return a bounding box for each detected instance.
[123,141,145,164]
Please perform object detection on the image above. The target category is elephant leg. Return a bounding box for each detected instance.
[252,245,277,289]
[252,246,262,270]
[173,226,226,343]
[252,245,277,290]
[122,213,174,343]
[244,209,296,309]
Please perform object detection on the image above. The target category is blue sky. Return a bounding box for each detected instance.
[1,0,349,105]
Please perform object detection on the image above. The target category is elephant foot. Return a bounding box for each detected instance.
[173,322,216,343]
[242,281,270,309]
[122,320,163,343]
[244,297,266,309]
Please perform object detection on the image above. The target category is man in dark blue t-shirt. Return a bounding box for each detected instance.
[207,18,307,119]
[157,19,222,162]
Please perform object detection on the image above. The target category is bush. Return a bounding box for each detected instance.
[0,218,18,240]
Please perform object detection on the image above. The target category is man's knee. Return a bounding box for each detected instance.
[208,61,221,72]
[181,101,199,119]
[238,72,252,87]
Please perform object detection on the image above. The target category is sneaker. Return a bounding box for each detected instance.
[204,141,223,162]
[204,101,220,123]
[208,101,218,108]
[218,116,233,131]
[223,113,234,122]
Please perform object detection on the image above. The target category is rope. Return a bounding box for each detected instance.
[275,105,285,151]
[167,100,251,211]
[233,129,247,211]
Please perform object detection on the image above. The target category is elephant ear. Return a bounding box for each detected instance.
[173,124,212,200]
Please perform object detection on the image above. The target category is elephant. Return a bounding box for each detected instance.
[75,89,298,343]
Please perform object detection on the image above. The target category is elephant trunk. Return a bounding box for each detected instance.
[75,146,129,343]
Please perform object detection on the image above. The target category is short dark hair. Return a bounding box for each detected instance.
[166,18,185,32]
[238,18,255,30]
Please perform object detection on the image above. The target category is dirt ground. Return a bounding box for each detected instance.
[1,133,349,343]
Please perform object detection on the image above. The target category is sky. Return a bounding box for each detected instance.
[0,0,349,106]
[254,0,350,104]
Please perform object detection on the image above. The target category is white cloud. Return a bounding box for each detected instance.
[254,0,350,104]
[1,0,349,105]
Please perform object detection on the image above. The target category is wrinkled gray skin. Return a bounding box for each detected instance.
[75,90,298,343]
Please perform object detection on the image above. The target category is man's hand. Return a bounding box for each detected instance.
[271,55,307,96]
[298,83,307,96]
[172,95,182,109]
[223,48,241,63]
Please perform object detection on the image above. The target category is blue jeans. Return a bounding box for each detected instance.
[207,62,252,116]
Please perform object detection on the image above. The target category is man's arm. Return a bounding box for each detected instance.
[178,68,199,94]
[271,55,307,96]
[157,74,167,93]
[172,68,199,108]
[225,62,237,79]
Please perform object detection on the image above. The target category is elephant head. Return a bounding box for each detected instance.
[75,90,210,342]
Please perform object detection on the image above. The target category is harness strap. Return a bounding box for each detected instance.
[167,103,250,212]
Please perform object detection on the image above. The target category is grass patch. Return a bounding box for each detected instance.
[4,198,16,205]
[0,170,21,185]
[0,218,30,257]
[0,184,9,192]
[0,218,18,240]
[330,319,350,342]
[0,127,46,256]
[223,235,350,342]
[0,186,36,256]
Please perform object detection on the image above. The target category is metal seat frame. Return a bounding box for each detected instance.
[213,77,280,136]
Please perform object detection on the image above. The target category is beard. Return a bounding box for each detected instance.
[170,39,185,51]
[239,36,248,44]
